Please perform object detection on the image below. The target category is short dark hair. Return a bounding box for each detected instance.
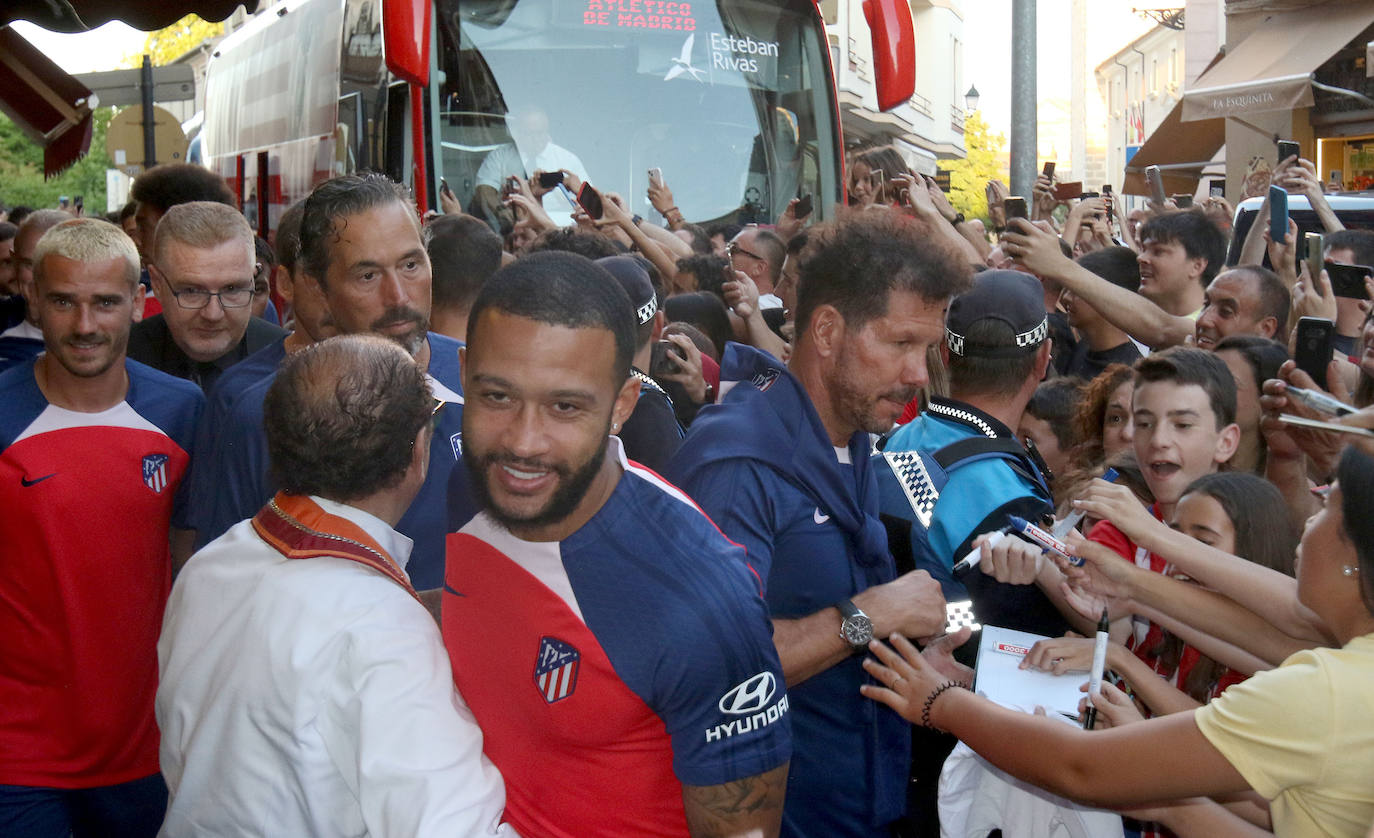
[7,206,34,227]
[274,200,306,274]
[1213,335,1288,393]
[428,214,502,310]
[118,201,138,223]
[679,223,713,254]
[528,227,624,260]
[1220,265,1290,338]
[1326,229,1374,267]
[796,207,972,335]
[264,335,432,501]
[706,222,742,245]
[786,231,808,256]
[948,320,1041,398]
[467,251,636,385]
[1027,378,1085,451]
[299,174,416,284]
[1075,245,1141,292]
[663,291,732,360]
[1337,446,1374,613]
[130,163,235,213]
[1181,472,1297,576]
[1134,346,1237,428]
[675,253,731,298]
[1138,209,1228,286]
[0,221,15,244]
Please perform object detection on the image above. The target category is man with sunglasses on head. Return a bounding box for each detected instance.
[127,201,286,393]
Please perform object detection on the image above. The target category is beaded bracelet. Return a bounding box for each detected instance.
[920,681,964,730]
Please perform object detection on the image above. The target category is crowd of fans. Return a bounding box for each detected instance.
[0,139,1372,838]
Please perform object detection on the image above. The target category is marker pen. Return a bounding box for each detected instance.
[1084,608,1110,730]
[1285,386,1355,417]
[1051,467,1119,538]
[1007,515,1077,565]
[951,530,1007,576]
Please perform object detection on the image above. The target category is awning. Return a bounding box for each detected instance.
[0,26,94,177]
[2,1,255,33]
[1122,51,1226,197]
[1123,99,1225,196]
[1182,1,1374,122]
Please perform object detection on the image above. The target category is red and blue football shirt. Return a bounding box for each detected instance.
[443,441,791,837]
[0,358,202,788]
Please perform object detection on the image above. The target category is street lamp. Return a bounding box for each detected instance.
[964,84,980,113]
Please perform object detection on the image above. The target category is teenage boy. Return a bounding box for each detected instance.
[1002,212,1227,351]
[1078,347,1239,657]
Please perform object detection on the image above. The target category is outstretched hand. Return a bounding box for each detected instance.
[860,630,972,724]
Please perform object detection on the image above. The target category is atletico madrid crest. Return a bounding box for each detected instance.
[142,454,170,494]
[534,636,580,704]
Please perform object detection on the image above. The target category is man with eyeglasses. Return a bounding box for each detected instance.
[188,175,464,592]
[127,201,286,393]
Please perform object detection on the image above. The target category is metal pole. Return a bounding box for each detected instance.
[140,54,156,170]
[1009,0,1037,199]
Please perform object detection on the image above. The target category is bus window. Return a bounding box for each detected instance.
[434,0,839,232]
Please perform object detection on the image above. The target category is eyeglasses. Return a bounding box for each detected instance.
[168,286,254,310]
[726,241,764,262]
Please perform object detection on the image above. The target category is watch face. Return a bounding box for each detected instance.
[841,613,874,647]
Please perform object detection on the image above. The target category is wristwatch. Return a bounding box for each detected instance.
[948,212,965,225]
[836,598,874,650]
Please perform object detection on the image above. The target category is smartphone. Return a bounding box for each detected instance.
[1042,161,1056,180]
[647,167,664,189]
[794,193,813,219]
[1326,262,1374,300]
[1173,194,1194,208]
[538,170,565,189]
[439,177,454,196]
[1052,181,1083,200]
[1003,197,1028,221]
[1277,140,1300,163]
[1294,317,1335,382]
[1268,184,1288,243]
[1208,178,1226,198]
[650,340,682,378]
[1102,183,1114,219]
[502,176,520,197]
[1305,232,1325,281]
[870,168,885,196]
[1276,414,1374,439]
[1145,165,1166,205]
[576,182,604,220]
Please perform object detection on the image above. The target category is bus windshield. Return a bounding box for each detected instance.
[435,0,840,231]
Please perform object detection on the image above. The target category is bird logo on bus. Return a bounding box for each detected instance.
[664,33,706,82]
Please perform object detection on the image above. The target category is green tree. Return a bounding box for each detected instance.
[0,108,114,213]
[946,111,1007,225]
[129,15,224,67]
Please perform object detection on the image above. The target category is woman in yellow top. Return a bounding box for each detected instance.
[863,445,1374,837]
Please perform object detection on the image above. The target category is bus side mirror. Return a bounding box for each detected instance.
[382,0,432,86]
[862,0,915,112]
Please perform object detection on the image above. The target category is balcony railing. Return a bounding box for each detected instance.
[950,103,965,132]
[909,92,932,118]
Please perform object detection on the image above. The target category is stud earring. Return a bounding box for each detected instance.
[1343,565,1360,577]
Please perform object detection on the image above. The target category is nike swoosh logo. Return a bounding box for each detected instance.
[813,508,831,525]
[21,473,56,487]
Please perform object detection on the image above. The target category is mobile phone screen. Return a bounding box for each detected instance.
[1004,197,1028,220]
[794,194,813,218]
[538,171,564,189]
[1326,263,1373,300]
[1294,317,1335,382]
[577,183,604,220]
[1268,185,1289,243]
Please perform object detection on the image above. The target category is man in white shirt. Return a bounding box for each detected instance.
[473,108,588,229]
[156,334,515,837]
